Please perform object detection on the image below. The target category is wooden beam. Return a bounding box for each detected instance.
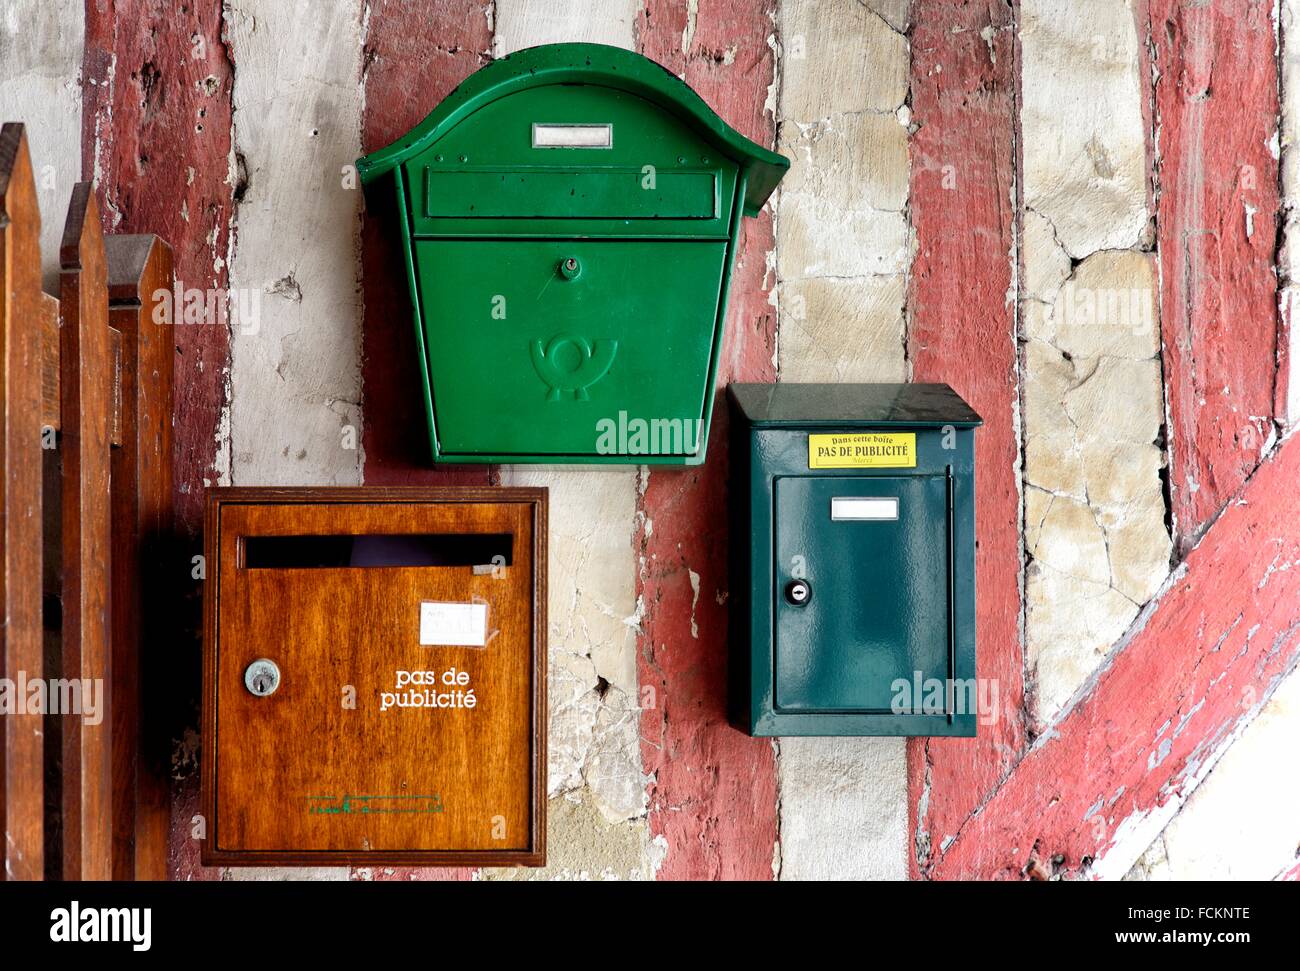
[106,233,174,881]
[905,0,1024,876]
[83,0,234,531]
[0,122,46,882]
[1148,0,1281,551]
[59,182,113,881]
[635,0,782,880]
[930,436,1300,879]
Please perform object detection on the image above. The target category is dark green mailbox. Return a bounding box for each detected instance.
[728,383,983,737]
[357,43,788,465]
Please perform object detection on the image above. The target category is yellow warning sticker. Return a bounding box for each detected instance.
[808,432,916,469]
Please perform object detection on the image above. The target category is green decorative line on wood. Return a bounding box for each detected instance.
[305,794,445,816]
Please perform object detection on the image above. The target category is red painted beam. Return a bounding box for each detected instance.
[356,0,495,881]
[906,0,1024,878]
[83,0,236,881]
[931,436,1300,879]
[359,0,493,488]
[635,0,780,880]
[1147,0,1281,551]
[83,0,235,533]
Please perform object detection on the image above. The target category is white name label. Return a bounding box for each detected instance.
[532,123,613,148]
[830,497,899,521]
[419,601,488,647]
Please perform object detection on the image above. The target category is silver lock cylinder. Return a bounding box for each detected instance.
[784,579,811,606]
[244,658,281,697]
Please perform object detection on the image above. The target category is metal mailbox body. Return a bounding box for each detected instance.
[728,384,983,737]
[357,43,787,465]
[201,487,547,867]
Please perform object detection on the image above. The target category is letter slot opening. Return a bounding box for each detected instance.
[241,533,514,569]
[830,497,899,522]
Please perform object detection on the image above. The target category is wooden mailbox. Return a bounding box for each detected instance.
[201,487,547,867]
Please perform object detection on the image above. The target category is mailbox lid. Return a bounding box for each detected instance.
[729,381,983,429]
[773,474,951,712]
[358,43,788,222]
[405,82,739,239]
[414,239,724,459]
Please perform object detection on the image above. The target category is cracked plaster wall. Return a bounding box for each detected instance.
[1021,1,1172,724]
[777,0,911,385]
[223,0,364,492]
[773,0,913,881]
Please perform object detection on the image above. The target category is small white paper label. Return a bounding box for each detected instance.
[419,601,488,647]
[531,123,612,148]
[830,496,899,521]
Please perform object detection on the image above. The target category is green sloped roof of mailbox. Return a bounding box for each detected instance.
[730,383,985,427]
[356,42,789,217]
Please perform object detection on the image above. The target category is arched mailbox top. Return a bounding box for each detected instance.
[357,42,788,218]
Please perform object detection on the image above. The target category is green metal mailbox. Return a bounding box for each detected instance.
[357,43,788,465]
[728,383,983,737]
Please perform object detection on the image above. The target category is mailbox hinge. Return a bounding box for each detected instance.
[946,466,956,723]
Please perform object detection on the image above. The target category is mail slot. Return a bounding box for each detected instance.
[201,487,547,867]
[357,43,788,464]
[728,384,983,737]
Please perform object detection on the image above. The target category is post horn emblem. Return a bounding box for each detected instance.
[530,333,618,401]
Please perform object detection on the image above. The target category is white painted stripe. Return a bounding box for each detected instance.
[0,0,84,291]
[1020,1,1170,723]
[773,0,913,881]
[224,0,364,489]
[778,738,909,880]
[493,0,641,56]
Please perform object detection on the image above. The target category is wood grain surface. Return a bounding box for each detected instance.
[0,123,46,882]
[106,233,175,880]
[202,487,546,867]
[59,181,114,881]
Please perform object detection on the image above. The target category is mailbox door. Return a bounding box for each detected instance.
[208,497,543,863]
[413,239,726,458]
[773,474,952,712]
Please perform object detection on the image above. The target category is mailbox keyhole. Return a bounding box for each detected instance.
[244,658,282,697]
[784,579,811,607]
[559,256,582,281]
